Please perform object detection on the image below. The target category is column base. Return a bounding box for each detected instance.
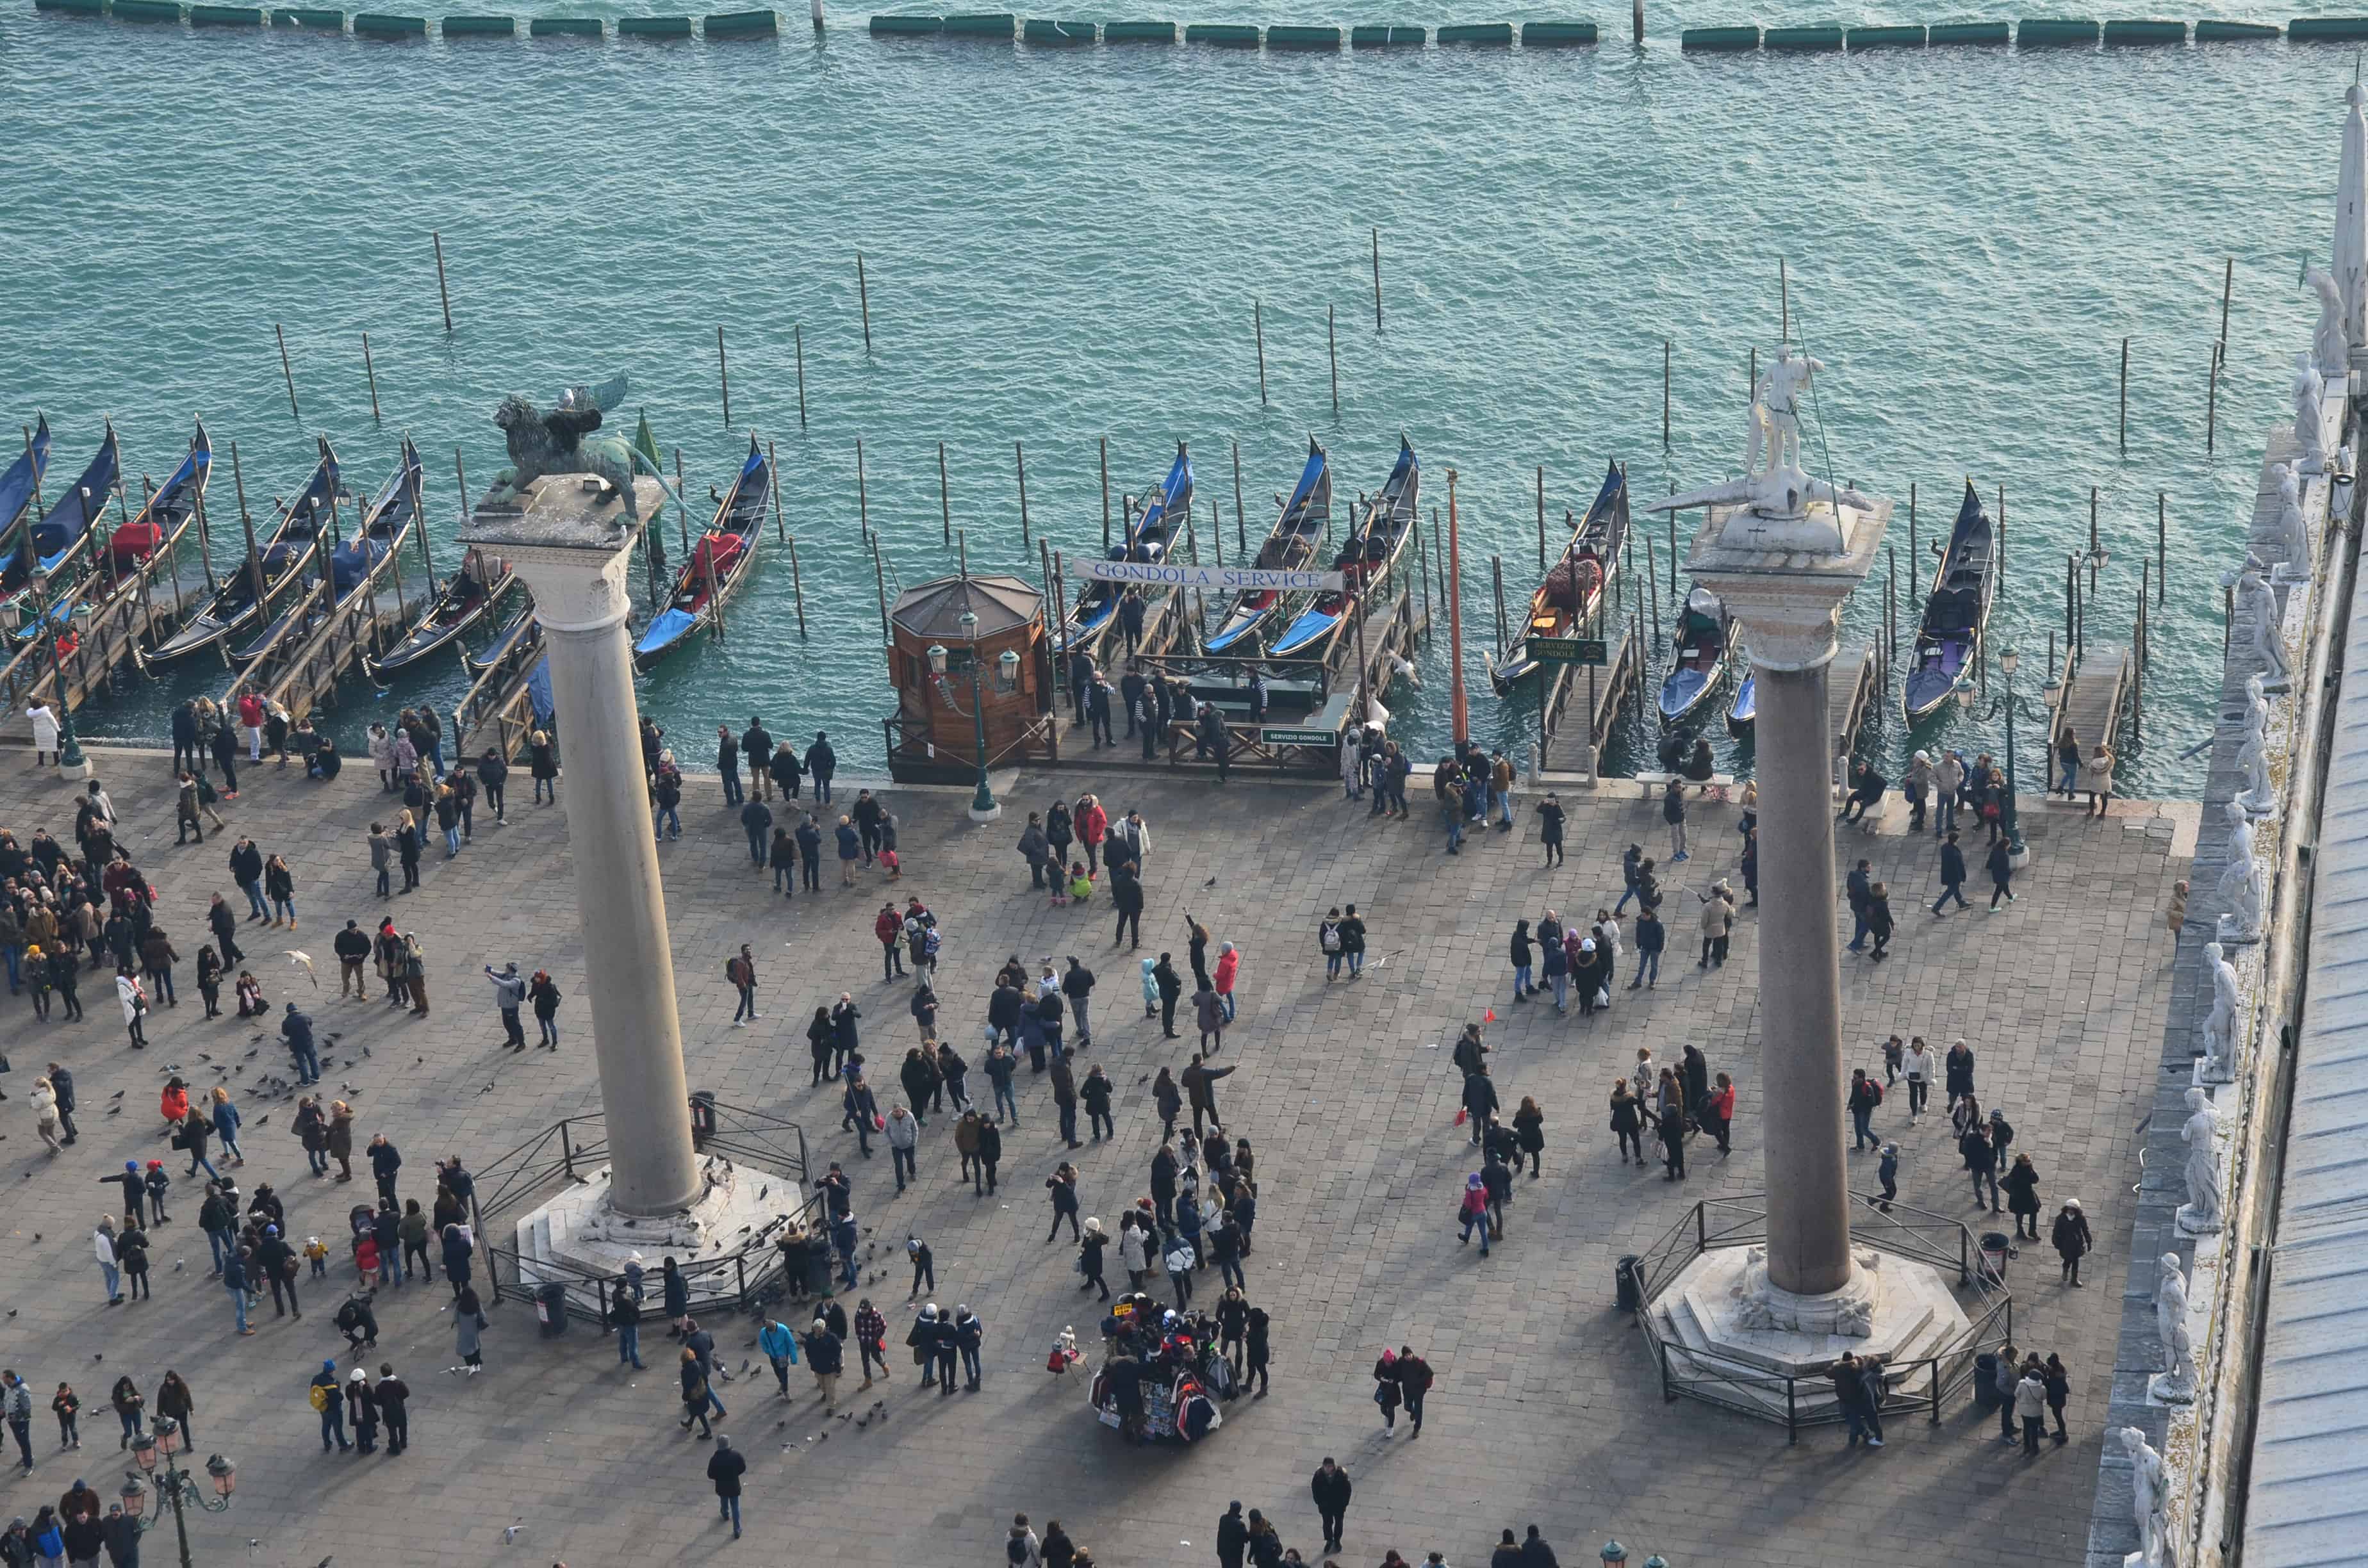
[515,1158,805,1312]
[967,801,1004,822]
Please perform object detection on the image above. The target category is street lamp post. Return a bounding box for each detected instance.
[31,572,85,772]
[1954,644,2059,867]
[926,610,1017,822]
[122,1417,236,1568]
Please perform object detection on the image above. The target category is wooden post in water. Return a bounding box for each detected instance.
[2207,342,2221,454]
[1371,228,1383,331]
[1663,340,1672,448]
[1645,534,1660,646]
[703,527,725,641]
[1233,443,1247,553]
[2224,580,2233,658]
[872,532,891,648]
[717,327,733,428]
[2117,337,2130,453]
[1887,545,1898,662]
[1490,554,1507,667]
[1996,485,2007,584]
[857,439,871,544]
[1015,441,1031,548]
[432,232,452,333]
[2088,487,2100,595]
[2157,491,2167,604]
[1536,466,1547,573]
[274,325,300,421]
[1446,468,1467,745]
[1779,258,1789,344]
[1632,0,1643,43]
[1254,302,1268,407]
[938,441,951,547]
[1328,306,1340,418]
[1749,346,1757,405]
[2220,256,2233,352]
[766,439,786,544]
[786,532,807,636]
[1099,438,1112,553]
[1211,498,1222,567]
[1413,508,1433,633]
[2138,560,2149,667]
[362,334,381,423]
[857,253,873,354]
[794,326,809,431]
[22,424,44,524]
[1666,508,1677,597]
[675,448,691,557]
[1908,481,1917,566]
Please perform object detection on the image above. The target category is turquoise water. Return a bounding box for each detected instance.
[1,12,2350,794]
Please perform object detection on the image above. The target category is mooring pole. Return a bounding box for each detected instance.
[1663,341,1672,448]
[857,252,873,354]
[1233,443,1247,553]
[717,327,733,428]
[362,333,381,423]
[274,324,300,421]
[2219,256,2233,353]
[432,232,452,333]
[857,439,870,545]
[1371,227,1384,331]
[1536,466,1548,573]
[2207,342,2221,454]
[2118,337,2128,453]
[1328,306,1340,417]
[1099,437,1112,553]
[939,441,951,547]
[1015,441,1031,548]
[2157,491,2167,604]
[794,325,809,430]
[1254,301,1268,407]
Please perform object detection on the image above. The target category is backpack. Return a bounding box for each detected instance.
[308,1383,329,1413]
[1320,922,1342,954]
[1867,1080,1884,1106]
[1008,1536,1031,1566]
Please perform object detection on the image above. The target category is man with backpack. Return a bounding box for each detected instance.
[1847,1068,1884,1152]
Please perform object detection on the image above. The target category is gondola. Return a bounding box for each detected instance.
[1657,585,1734,725]
[1203,436,1330,655]
[1270,437,1420,658]
[1,425,119,603]
[227,439,420,665]
[363,545,515,682]
[1060,443,1190,651]
[1726,669,1756,741]
[17,421,208,646]
[633,436,770,671]
[1902,480,1997,724]
[1489,460,1630,694]
[144,439,338,666]
[0,416,52,567]
[462,597,536,676]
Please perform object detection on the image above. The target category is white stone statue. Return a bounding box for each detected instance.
[2178,1088,2224,1235]
[2230,557,2292,690]
[2151,1251,2199,1403]
[2115,1425,2172,1568]
[2310,265,2350,377]
[2295,356,2332,472]
[2271,463,2314,586]
[2200,942,2241,1082]
[1760,348,1825,475]
[2216,801,2266,943]
[2234,671,2276,817]
[1743,366,1773,476]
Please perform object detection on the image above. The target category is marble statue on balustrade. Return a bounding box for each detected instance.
[2199,942,2242,1084]
[2151,1250,2199,1403]
[2295,356,2332,474]
[2115,1426,2172,1568]
[2234,672,2276,818]
[2177,1087,2224,1237]
[2215,801,2266,945]
[2311,265,2349,378]
[2271,464,2314,587]
[2227,557,2290,692]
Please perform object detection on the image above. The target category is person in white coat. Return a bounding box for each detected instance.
[116,973,149,1049]
[26,701,59,766]
[1117,1216,1150,1290]
[29,1077,64,1155]
[94,1218,122,1305]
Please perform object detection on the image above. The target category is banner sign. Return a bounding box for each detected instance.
[1071,559,1345,593]
[1260,727,1339,747]
[1526,635,1609,666]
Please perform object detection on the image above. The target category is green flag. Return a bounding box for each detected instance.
[630,411,661,477]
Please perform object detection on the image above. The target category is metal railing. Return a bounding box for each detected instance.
[472,1100,816,1326]
[1627,1192,2013,1442]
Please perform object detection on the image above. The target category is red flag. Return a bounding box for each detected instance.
[1483,1008,1497,1024]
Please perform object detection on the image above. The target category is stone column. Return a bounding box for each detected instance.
[463,477,700,1217]
[1687,492,1889,1301]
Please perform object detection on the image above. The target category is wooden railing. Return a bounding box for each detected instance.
[454,617,547,763]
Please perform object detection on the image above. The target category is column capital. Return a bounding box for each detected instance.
[1683,494,1893,671]
[459,474,666,633]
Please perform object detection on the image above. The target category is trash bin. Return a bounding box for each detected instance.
[689,1090,718,1148]
[534,1280,569,1337]
[1978,1230,2012,1286]
[1616,1254,1644,1312]
[1972,1351,2001,1410]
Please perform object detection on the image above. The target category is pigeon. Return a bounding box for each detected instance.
[197,1052,211,1062]
[109,1090,125,1100]
[93,1353,103,1362]
[1205,877,1217,888]
[243,1049,259,1059]
[173,1261,185,1272]
[6,1310,15,1318]
[416,1058,425,1065]
[361,1046,372,1058]
[254,1116,270,1128]
[106,1107,121,1117]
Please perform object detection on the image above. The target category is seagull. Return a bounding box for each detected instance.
[286,951,318,988]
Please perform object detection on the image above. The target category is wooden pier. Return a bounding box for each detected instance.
[454,614,547,762]
[2048,637,2133,767]
[219,571,432,727]
[1538,615,1644,775]
[0,560,204,745]
[1827,636,1878,787]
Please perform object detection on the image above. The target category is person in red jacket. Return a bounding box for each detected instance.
[1074,796,1108,876]
[873,904,906,982]
[1706,1073,1736,1154]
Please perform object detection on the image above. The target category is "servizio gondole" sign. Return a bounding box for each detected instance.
[1071,560,1347,592]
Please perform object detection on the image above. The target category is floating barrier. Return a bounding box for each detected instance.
[869,10,942,28]
[1021,14,1090,38]
[1764,21,1842,47]
[705,6,777,29]
[1926,18,2009,40]
[1520,19,1596,42]
[941,9,1013,31]
[352,10,424,32]
[2016,15,2099,42]
[1845,22,1924,44]
[1101,16,1174,36]
[33,0,106,15]
[111,0,183,19]
[189,4,263,22]
[440,10,512,29]
[1681,22,1759,47]
[1435,19,1510,40]
[1184,19,1258,41]
[1266,20,1337,44]
[618,13,694,33]
[2194,17,2275,35]
[1349,21,1422,42]
[2102,17,2182,39]
[2290,15,2368,37]
[527,13,600,31]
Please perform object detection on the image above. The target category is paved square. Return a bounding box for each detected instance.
[0,747,2178,1567]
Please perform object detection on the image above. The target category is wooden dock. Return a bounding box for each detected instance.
[220,571,432,727]
[2049,637,2132,764]
[454,614,547,762]
[1827,637,1878,787]
[1539,614,1644,774]
[0,559,206,744]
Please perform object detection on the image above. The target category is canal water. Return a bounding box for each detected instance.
[1,9,2346,794]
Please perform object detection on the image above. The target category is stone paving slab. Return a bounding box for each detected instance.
[0,746,2178,1568]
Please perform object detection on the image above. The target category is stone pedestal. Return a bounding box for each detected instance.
[462,475,701,1218]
